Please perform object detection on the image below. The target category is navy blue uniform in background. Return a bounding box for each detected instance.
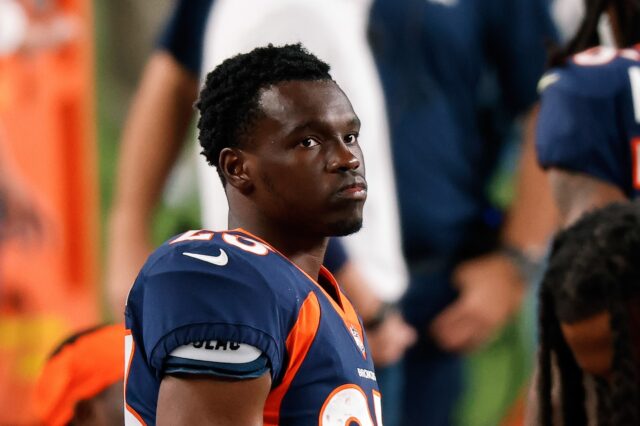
[368,0,557,424]
[537,45,640,199]
[156,0,212,75]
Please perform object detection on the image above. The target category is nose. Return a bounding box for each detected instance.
[326,141,360,173]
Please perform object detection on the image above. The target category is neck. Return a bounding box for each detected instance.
[228,214,328,280]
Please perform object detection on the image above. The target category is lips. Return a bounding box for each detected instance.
[336,178,368,200]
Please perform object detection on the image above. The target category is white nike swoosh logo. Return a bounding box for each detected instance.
[183,250,229,266]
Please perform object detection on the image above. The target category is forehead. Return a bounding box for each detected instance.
[255,80,357,133]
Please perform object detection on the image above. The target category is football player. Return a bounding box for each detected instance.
[536,0,640,226]
[537,201,640,425]
[124,44,383,425]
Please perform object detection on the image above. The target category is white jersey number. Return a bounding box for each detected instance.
[629,67,640,190]
[629,66,640,124]
[320,385,383,426]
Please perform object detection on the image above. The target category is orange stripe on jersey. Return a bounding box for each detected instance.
[319,266,366,359]
[264,292,321,425]
[632,138,640,190]
[235,228,367,359]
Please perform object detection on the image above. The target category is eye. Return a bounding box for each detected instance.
[345,134,358,144]
[300,138,320,148]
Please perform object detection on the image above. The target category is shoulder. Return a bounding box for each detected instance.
[130,229,299,312]
[143,229,281,282]
[539,46,640,99]
[127,230,301,377]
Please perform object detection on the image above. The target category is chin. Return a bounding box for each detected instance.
[327,217,363,237]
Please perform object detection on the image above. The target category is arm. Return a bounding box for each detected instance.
[106,51,198,318]
[431,106,559,353]
[157,373,271,426]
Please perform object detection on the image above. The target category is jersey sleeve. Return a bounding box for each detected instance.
[536,73,627,189]
[155,0,213,75]
[134,250,285,381]
[165,341,270,379]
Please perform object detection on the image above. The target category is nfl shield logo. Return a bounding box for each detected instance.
[349,324,366,356]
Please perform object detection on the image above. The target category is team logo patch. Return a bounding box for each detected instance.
[183,249,229,266]
[349,324,366,356]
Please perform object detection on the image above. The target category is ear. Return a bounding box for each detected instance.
[219,147,253,193]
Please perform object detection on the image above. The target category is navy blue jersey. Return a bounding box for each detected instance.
[368,0,556,329]
[537,46,640,199]
[124,229,381,425]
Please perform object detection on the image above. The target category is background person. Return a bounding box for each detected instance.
[536,0,640,227]
[0,0,99,421]
[367,0,560,423]
[34,324,124,426]
[536,202,640,426]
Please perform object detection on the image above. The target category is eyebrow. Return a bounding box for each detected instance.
[289,116,361,134]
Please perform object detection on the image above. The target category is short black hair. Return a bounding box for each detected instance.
[548,0,640,67]
[196,43,332,182]
[538,201,640,426]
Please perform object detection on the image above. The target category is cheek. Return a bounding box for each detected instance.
[283,159,330,194]
[258,162,328,207]
[561,312,614,378]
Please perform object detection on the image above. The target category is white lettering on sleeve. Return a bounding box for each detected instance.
[170,341,262,364]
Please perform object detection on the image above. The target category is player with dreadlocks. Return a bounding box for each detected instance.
[536,0,640,226]
[537,202,640,425]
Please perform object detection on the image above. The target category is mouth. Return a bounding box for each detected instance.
[336,179,368,201]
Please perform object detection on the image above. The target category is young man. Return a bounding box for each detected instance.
[124,44,382,425]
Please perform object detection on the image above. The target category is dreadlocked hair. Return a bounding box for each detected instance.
[196,43,332,183]
[538,240,588,426]
[547,0,640,67]
[598,272,639,426]
[537,201,640,425]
